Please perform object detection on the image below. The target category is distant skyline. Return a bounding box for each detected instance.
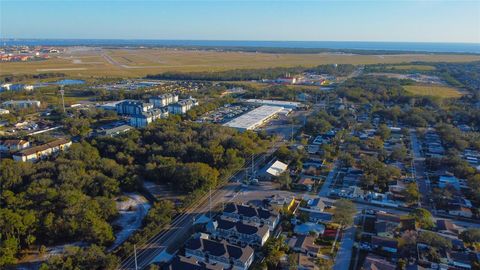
[1,0,479,43]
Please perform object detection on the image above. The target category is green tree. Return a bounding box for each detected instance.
[333,199,356,227]
[377,124,391,140]
[402,183,420,205]
[409,208,434,229]
[278,172,292,190]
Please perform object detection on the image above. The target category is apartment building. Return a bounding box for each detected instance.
[149,93,178,108]
[185,236,254,270]
[115,100,153,116]
[206,217,270,247]
[12,138,72,162]
[129,108,168,128]
[222,203,280,231]
[0,139,30,152]
[168,98,198,115]
[2,100,41,109]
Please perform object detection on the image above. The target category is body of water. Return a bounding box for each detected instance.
[2,39,480,54]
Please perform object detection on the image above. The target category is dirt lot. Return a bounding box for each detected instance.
[2,47,480,78]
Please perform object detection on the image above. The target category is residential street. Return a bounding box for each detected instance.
[333,226,355,270]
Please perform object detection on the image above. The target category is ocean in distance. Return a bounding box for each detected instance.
[2,39,480,54]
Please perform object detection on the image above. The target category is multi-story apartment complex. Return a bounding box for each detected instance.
[185,236,254,270]
[149,93,179,108]
[2,100,41,109]
[168,98,198,115]
[206,217,270,247]
[222,203,280,231]
[115,100,153,116]
[129,108,168,128]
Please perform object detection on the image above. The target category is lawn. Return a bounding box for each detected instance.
[1,48,480,78]
[404,85,463,98]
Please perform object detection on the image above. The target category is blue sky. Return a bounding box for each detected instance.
[1,0,479,43]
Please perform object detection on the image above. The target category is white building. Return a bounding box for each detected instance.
[0,139,30,152]
[129,108,168,128]
[243,99,304,109]
[223,105,283,131]
[0,108,9,114]
[168,98,198,115]
[149,93,179,108]
[3,100,41,109]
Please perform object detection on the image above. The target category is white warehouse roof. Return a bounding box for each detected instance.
[243,99,303,109]
[223,105,283,131]
[266,160,288,177]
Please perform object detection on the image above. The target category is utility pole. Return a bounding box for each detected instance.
[59,86,66,114]
[134,244,138,270]
[209,186,212,219]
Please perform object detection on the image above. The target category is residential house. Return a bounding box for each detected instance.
[371,236,398,253]
[12,138,72,162]
[436,220,463,236]
[296,176,315,191]
[185,236,254,270]
[362,254,396,270]
[288,235,320,257]
[206,217,270,247]
[439,175,461,190]
[267,194,296,212]
[297,254,318,270]
[222,203,280,231]
[449,205,473,218]
[0,139,30,152]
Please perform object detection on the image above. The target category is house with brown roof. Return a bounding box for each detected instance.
[0,139,30,152]
[165,255,224,270]
[436,219,463,236]
[296,176,315,191]
[288,235,321,257]
[362,254,396,270]
[12,138,71,162]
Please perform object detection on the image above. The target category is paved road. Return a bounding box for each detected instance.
[318,161,338,197]
[333,226,355,270]
[410,130,433,210]
[119,139,288,269]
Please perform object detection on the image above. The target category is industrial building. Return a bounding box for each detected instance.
[242,99,304,110]
[223,105,283,131]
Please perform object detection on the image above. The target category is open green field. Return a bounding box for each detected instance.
[404,85,463,98]
[386,64,436,71]
[1,48,480,78]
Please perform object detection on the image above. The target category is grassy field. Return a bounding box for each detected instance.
[1,48,480,78]
[386,64,436,71]
[404,85,463,98]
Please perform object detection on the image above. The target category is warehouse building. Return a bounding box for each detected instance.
[223,105,283,131]
[242,99,304,110]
